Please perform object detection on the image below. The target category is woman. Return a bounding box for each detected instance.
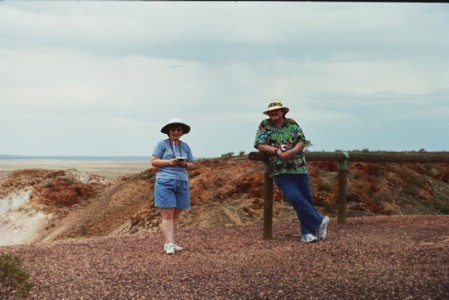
[151,117,194,254]
[254,100,329,243]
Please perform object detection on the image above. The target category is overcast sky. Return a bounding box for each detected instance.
[1,2,448,158]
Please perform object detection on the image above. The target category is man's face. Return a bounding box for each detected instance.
[268,108,284,121]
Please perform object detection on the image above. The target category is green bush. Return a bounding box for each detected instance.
[221,152,234,158]
[0,253,32,299]
[45,181,55,188]
[434,202,449,214]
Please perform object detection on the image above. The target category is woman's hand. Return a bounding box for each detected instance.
[168,158,178,166]
[178,160,188,168]
[151,156,187,168]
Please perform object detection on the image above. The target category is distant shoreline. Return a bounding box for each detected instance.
[0,155,149,161]
[0,158,151,179]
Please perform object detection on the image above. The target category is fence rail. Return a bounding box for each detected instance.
[248,151,449,239]
[249,151,449,163]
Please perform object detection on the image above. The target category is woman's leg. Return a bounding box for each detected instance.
[173,208,182,241]
[160,208,175,244]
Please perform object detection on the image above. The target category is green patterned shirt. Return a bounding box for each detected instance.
[254,118,308,177]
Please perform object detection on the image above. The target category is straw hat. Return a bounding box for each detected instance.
[263,100,289,115]
[160,117,191,134]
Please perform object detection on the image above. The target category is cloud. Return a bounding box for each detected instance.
[0,2,448,156]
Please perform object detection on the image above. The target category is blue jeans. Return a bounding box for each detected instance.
[274,174,323,235]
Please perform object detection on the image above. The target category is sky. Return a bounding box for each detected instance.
[1,2,448,158]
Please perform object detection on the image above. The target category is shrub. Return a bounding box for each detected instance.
[45,181,55,188]
[434,202,449,215]
[221,152,234,158]
[0,253,32,299]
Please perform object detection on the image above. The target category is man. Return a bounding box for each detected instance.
[254,100,329,243]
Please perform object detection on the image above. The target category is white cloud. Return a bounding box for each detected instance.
[0,2,448,156]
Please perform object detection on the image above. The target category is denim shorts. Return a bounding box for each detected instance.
[154,178,191,209]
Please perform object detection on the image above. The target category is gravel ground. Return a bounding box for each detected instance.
[2,215,448,299]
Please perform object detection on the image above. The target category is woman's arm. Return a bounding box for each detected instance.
[151,155,178,168]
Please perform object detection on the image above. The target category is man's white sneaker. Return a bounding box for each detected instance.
[317,216,329,241]
[165,243,175,254]
[301,233,317,243]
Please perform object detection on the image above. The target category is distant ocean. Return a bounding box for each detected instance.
[0,155,149,161]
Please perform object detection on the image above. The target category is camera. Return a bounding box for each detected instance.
[274,144,296,170]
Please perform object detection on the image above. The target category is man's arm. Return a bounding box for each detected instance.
[257,144,277,156]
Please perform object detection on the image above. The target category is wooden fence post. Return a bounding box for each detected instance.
[263,161,273,239]
[337,152,349,224]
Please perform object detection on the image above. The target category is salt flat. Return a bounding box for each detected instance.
[0,159,151,179]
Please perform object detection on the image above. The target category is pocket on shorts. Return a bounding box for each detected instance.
[156,178,175,189]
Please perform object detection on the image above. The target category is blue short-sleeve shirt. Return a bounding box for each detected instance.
[152,139,194,181]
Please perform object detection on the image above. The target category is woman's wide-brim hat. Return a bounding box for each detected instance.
[263,100,289,115]
[160,117,191,135]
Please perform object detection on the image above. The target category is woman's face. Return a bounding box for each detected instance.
[169,127,184,140]
[268,108,285,121]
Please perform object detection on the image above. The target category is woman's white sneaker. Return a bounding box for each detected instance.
[164,242,183,253]
[165,243,175,254]
[173,242,183,252]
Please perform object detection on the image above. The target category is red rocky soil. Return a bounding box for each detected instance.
[1,155,448,241]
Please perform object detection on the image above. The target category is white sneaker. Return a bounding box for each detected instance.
[301,233,317,243]
[165,243,175,254]
[173,242,183,252]
[164,242,183,252]
[317,216,329,241]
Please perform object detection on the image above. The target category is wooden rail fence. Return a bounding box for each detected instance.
[248,151,449,239]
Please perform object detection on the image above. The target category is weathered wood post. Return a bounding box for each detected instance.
[337,152,349,224]
[248,151,273,239]
[263,161,273,239]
